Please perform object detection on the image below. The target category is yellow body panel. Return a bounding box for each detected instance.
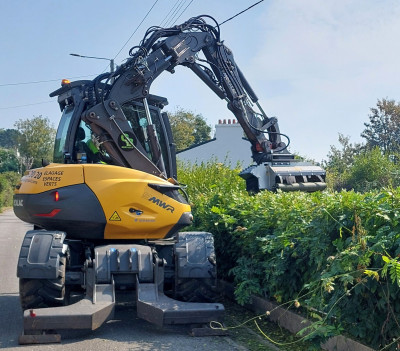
[17,164,84,194]
[82,164,191,240]
[16,163,191,240]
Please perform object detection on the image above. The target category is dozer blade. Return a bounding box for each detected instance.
[137,281,224,327]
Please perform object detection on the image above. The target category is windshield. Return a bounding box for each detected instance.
[53,105,75,163]
[121,102,171,175]
[121,103,150,157]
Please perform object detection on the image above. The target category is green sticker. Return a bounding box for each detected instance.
[118,132,135,151]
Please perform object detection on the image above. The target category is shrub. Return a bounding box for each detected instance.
[0,172,20,211]
[346,148,399,192]
[179,162,400,349]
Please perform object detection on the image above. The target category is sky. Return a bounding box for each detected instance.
[1,0,400,163]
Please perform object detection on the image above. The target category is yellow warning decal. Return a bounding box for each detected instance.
[109,211,121,221]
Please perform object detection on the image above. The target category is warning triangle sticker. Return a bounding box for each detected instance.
[109,211,121,221]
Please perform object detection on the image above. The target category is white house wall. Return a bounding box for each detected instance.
[177,119,253,169]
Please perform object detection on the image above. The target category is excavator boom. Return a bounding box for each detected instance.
[57,15,325,191]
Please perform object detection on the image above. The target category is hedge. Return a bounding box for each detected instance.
[179,161,400,350]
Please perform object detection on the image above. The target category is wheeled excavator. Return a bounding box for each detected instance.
[13,15,326,344]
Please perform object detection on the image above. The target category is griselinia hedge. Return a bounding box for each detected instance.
[179,161,400,350]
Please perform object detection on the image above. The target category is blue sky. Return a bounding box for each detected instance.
[1,0,399,162]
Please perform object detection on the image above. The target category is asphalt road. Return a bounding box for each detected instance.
[0,209,244,351]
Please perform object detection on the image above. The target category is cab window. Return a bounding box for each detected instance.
[53,105,75,163]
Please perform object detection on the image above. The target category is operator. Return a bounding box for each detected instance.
[86,131,113,164]
[86,135,102,163]
[76,127,103,163]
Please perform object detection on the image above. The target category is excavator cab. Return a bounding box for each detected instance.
[52,80,177,179]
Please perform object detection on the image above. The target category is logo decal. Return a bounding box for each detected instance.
[109,211,121,221]
[118,132,136,151]
[148,196,175,213]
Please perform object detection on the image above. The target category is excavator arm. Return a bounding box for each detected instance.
[65,15,325,191]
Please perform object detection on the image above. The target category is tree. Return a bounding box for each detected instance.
[14,116,56,170]
[346,147,398,192]
[167,108,211,151]
[361,98,400,154]
[0,128,19,149]
[0,148,19,173]
[324,134,363,190]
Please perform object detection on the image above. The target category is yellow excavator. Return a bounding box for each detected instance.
[13,15,326,344]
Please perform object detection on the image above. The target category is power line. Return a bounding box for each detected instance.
[112,0,160,62]
[0,100,53,110]
[165,0,188,28]
[2,2,263,110]
[159,0,181,27]
[0,2,265,88]
[171,0,194,26]
[218,0,264,27]
[164,0,186,28]
[2,0,169,109]
[0,74,97,87]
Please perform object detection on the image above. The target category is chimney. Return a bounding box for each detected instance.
[217,119,238,125]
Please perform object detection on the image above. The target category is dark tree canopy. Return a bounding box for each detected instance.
[0,148,19,173]
[0,128,19,149]
[167,108,211,152]
[361,98,400,154]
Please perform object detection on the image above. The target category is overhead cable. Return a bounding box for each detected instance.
[171,0,195,26]
[112,0,160,62]
[164,0,187,27]
[2,2,264,109]
[0,74,97,87]
[0,101,53,110]
[218,0,264,27]
[159,0,181,27]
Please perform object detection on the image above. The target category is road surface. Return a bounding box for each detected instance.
[0,209,244,351]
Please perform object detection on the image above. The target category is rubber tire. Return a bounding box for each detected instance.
[174,278,220,303]
[19,256,66,310]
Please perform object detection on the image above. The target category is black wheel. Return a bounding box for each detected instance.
[174,278,220,303]
[19,256,66,310]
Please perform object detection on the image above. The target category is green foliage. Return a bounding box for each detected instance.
[179,162,400,349]
[167,108,211,151]
[324,134,363,190]
[325,134,399,192]
[346,147,399,192]
[361,98,400,154]
[14,115,56,170]
[326,99,400,193]
[0,128,19,149]
[0,172,20,211]
[0,148,19,172]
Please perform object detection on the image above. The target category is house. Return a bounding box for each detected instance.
[177,119,253,168]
